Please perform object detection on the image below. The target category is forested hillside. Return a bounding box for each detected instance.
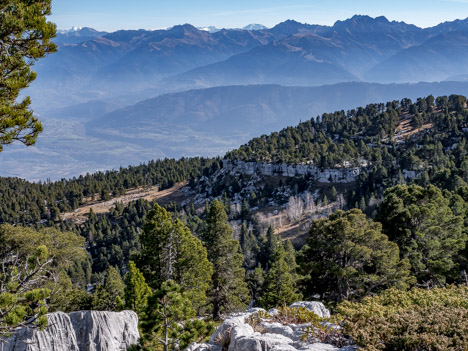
[0,158,220,224]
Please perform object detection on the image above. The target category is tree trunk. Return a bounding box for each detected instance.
[164,304,168,351]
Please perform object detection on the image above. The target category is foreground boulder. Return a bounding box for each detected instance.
[187,302,355,351]
[2,310,139,351]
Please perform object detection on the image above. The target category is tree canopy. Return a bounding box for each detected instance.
[201,200,250,319]
[377,184,466,285]
[0,0,57,151]
[300,209,414,301]
[134,203,213,311]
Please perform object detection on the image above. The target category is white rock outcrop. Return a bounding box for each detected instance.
[186,302,354,351]
[223,160,361,183]
[2,310,139,351]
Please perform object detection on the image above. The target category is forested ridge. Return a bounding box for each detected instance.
[0,157,220,224]
[227,94,467,174]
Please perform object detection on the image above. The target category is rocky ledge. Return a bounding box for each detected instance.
[186,301,356,351]
[2,310,139,351]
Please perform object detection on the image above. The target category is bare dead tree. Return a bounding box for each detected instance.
[286,196,304,222]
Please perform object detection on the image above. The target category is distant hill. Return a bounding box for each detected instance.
[87,81,468,145]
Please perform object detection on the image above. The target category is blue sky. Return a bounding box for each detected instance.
[50,0,468,31]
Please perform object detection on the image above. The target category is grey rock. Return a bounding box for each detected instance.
[338,346,358,351]
[246,307,266,315]
[186,343,221,351]
[298,343,339,351]
[2,310,139,351]
[271,345,298,351]
[231,333,294,351]
[260,322,295,340]
[223,160,360,184]
[209,315,247,346]
[231,336,262,351]
[228,324,255,351]
[255,333,294,347]
[289,302,331,318]
[268,308,280,316]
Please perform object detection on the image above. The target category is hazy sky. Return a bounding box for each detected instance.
[50,0,468,31]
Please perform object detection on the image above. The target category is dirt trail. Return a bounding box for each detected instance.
[61,181,188,222]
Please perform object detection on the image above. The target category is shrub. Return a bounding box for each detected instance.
[337,285,468,350]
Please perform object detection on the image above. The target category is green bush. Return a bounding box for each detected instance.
[337,285,468,350]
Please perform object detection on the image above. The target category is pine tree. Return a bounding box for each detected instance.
[240,223,259,269]
[377,184,466,285]
[331,186,338,201]
[0,0,57,151]
[283,240,299,278]
[260,243,301,309]
[93,266,125,311]
[134,204,212,310]
[140,280,214,351]
[201,200,250,319]
[241,198,250,221]
[123,261,151,315]
[246,264,265,305]
[300,209,414,301]
[260,226,278,269]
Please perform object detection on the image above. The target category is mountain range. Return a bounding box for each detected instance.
[5,15,468,180]
[28,15,468,111]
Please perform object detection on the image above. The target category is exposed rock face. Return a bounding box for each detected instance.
[289,301,331,318]
[186,302,355,351]
[2,310,139,351]
[223,160,361,183]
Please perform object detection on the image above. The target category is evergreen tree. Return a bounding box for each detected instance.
[241,198,250,221]
[134,204,212,311]
[331,186,338,201]
[140,280,214,351]
[283,240,299,281]
[201,200,249,319]
[93,266,125,311]
[240,223,259,269]
[259,226,278,269]
[260,243,301,309]
[246,264,265,305]
[0,224,85,336]
[0,0,57,151]
[123,261,151,315]
[300,209,414,302]
[377,184,466,285]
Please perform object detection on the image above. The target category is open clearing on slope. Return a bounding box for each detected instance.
[61,181,189,223]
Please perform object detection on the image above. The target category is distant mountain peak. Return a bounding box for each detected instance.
[242,24,268,31]
[269,19,321,36]
[275,19,303,27]
[167,23,204,37]
[333,15,418,32]
[198,26,222,33]
[58,26,83,34]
